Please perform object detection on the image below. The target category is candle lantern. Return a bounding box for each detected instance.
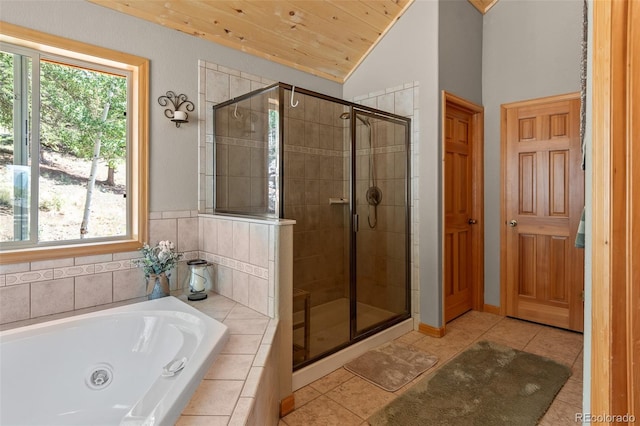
[185,259,212,301]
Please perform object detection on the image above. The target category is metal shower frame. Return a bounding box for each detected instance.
[212,82,412,369]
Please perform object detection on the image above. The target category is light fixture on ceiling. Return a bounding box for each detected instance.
[157,91,194,128]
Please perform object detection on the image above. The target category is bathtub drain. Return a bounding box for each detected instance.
[86,364,113,390]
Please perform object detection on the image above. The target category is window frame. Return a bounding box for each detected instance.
[0,22,148,264]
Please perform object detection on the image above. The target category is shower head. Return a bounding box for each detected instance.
[339,112,370,126]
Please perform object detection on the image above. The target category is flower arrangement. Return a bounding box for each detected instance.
[133,240,182,277]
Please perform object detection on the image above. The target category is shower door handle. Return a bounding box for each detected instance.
[354,214,359,232]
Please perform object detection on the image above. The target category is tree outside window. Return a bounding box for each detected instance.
[1,23,148,264]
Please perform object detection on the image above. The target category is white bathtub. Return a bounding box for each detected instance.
[0,296,229,426]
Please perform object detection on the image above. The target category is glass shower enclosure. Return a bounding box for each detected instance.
[212,83,411,369]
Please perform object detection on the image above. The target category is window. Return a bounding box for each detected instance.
[0,22,148,264]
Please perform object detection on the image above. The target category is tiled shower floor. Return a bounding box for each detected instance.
[294,298,396,362]
[282,310,584,425]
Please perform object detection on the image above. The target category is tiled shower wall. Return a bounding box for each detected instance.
[199,62,350,309]
[213,91,274,214]
[354,117,410,314]
[198,60,421,326]
[352,83,421,323]
[283,92,350,308]
[199,60,275,213]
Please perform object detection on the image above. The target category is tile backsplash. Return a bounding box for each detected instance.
[0,211,193,325]
[0,210,290,326]
[0,250,146,325]
[198,214,294,318]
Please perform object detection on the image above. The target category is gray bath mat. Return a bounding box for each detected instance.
[368,340,572,425]
[344,342,438,392]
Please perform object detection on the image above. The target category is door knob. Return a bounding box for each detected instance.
[468,219,477,225]
[508,220,518,227]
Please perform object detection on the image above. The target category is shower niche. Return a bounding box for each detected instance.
[212,83,411,370]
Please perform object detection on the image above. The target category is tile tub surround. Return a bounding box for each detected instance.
[198,214,295,320]
[0,211,294,328]
[199,213,295,409]
[176,292,281,426]
[0,210,202,326]
[0,252,148,325]
[1,291,281,426]
[0,211,295,423]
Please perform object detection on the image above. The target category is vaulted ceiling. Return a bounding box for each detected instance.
[87,0,496,83]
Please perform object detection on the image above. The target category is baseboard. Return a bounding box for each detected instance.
[483,304,501,315]
[280,394,295,417]
[418,322,445,337]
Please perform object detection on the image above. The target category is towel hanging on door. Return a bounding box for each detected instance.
[579,0,588,170]
[575,207,585,248]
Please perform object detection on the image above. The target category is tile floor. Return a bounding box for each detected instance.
[280,311,584,426]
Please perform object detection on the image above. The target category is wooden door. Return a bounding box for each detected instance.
[592,0,640,416]
[502,94,584,332]
[444,94,483,323]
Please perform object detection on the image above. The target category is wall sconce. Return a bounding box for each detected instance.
[158,91,194,128]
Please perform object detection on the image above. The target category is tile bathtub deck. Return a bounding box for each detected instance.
[280,311,584,426]
[175,292,276,426]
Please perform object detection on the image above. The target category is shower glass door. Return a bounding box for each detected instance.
[213,84,411,371]
[284,90,352,366]
[352,110,410,336]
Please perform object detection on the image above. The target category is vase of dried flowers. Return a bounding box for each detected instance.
[147,272,170,300]
[133,240,182,300]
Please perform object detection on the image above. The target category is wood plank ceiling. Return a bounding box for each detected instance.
[87,0,414,83]
[88,0,497,82]
[468,0,499,15]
